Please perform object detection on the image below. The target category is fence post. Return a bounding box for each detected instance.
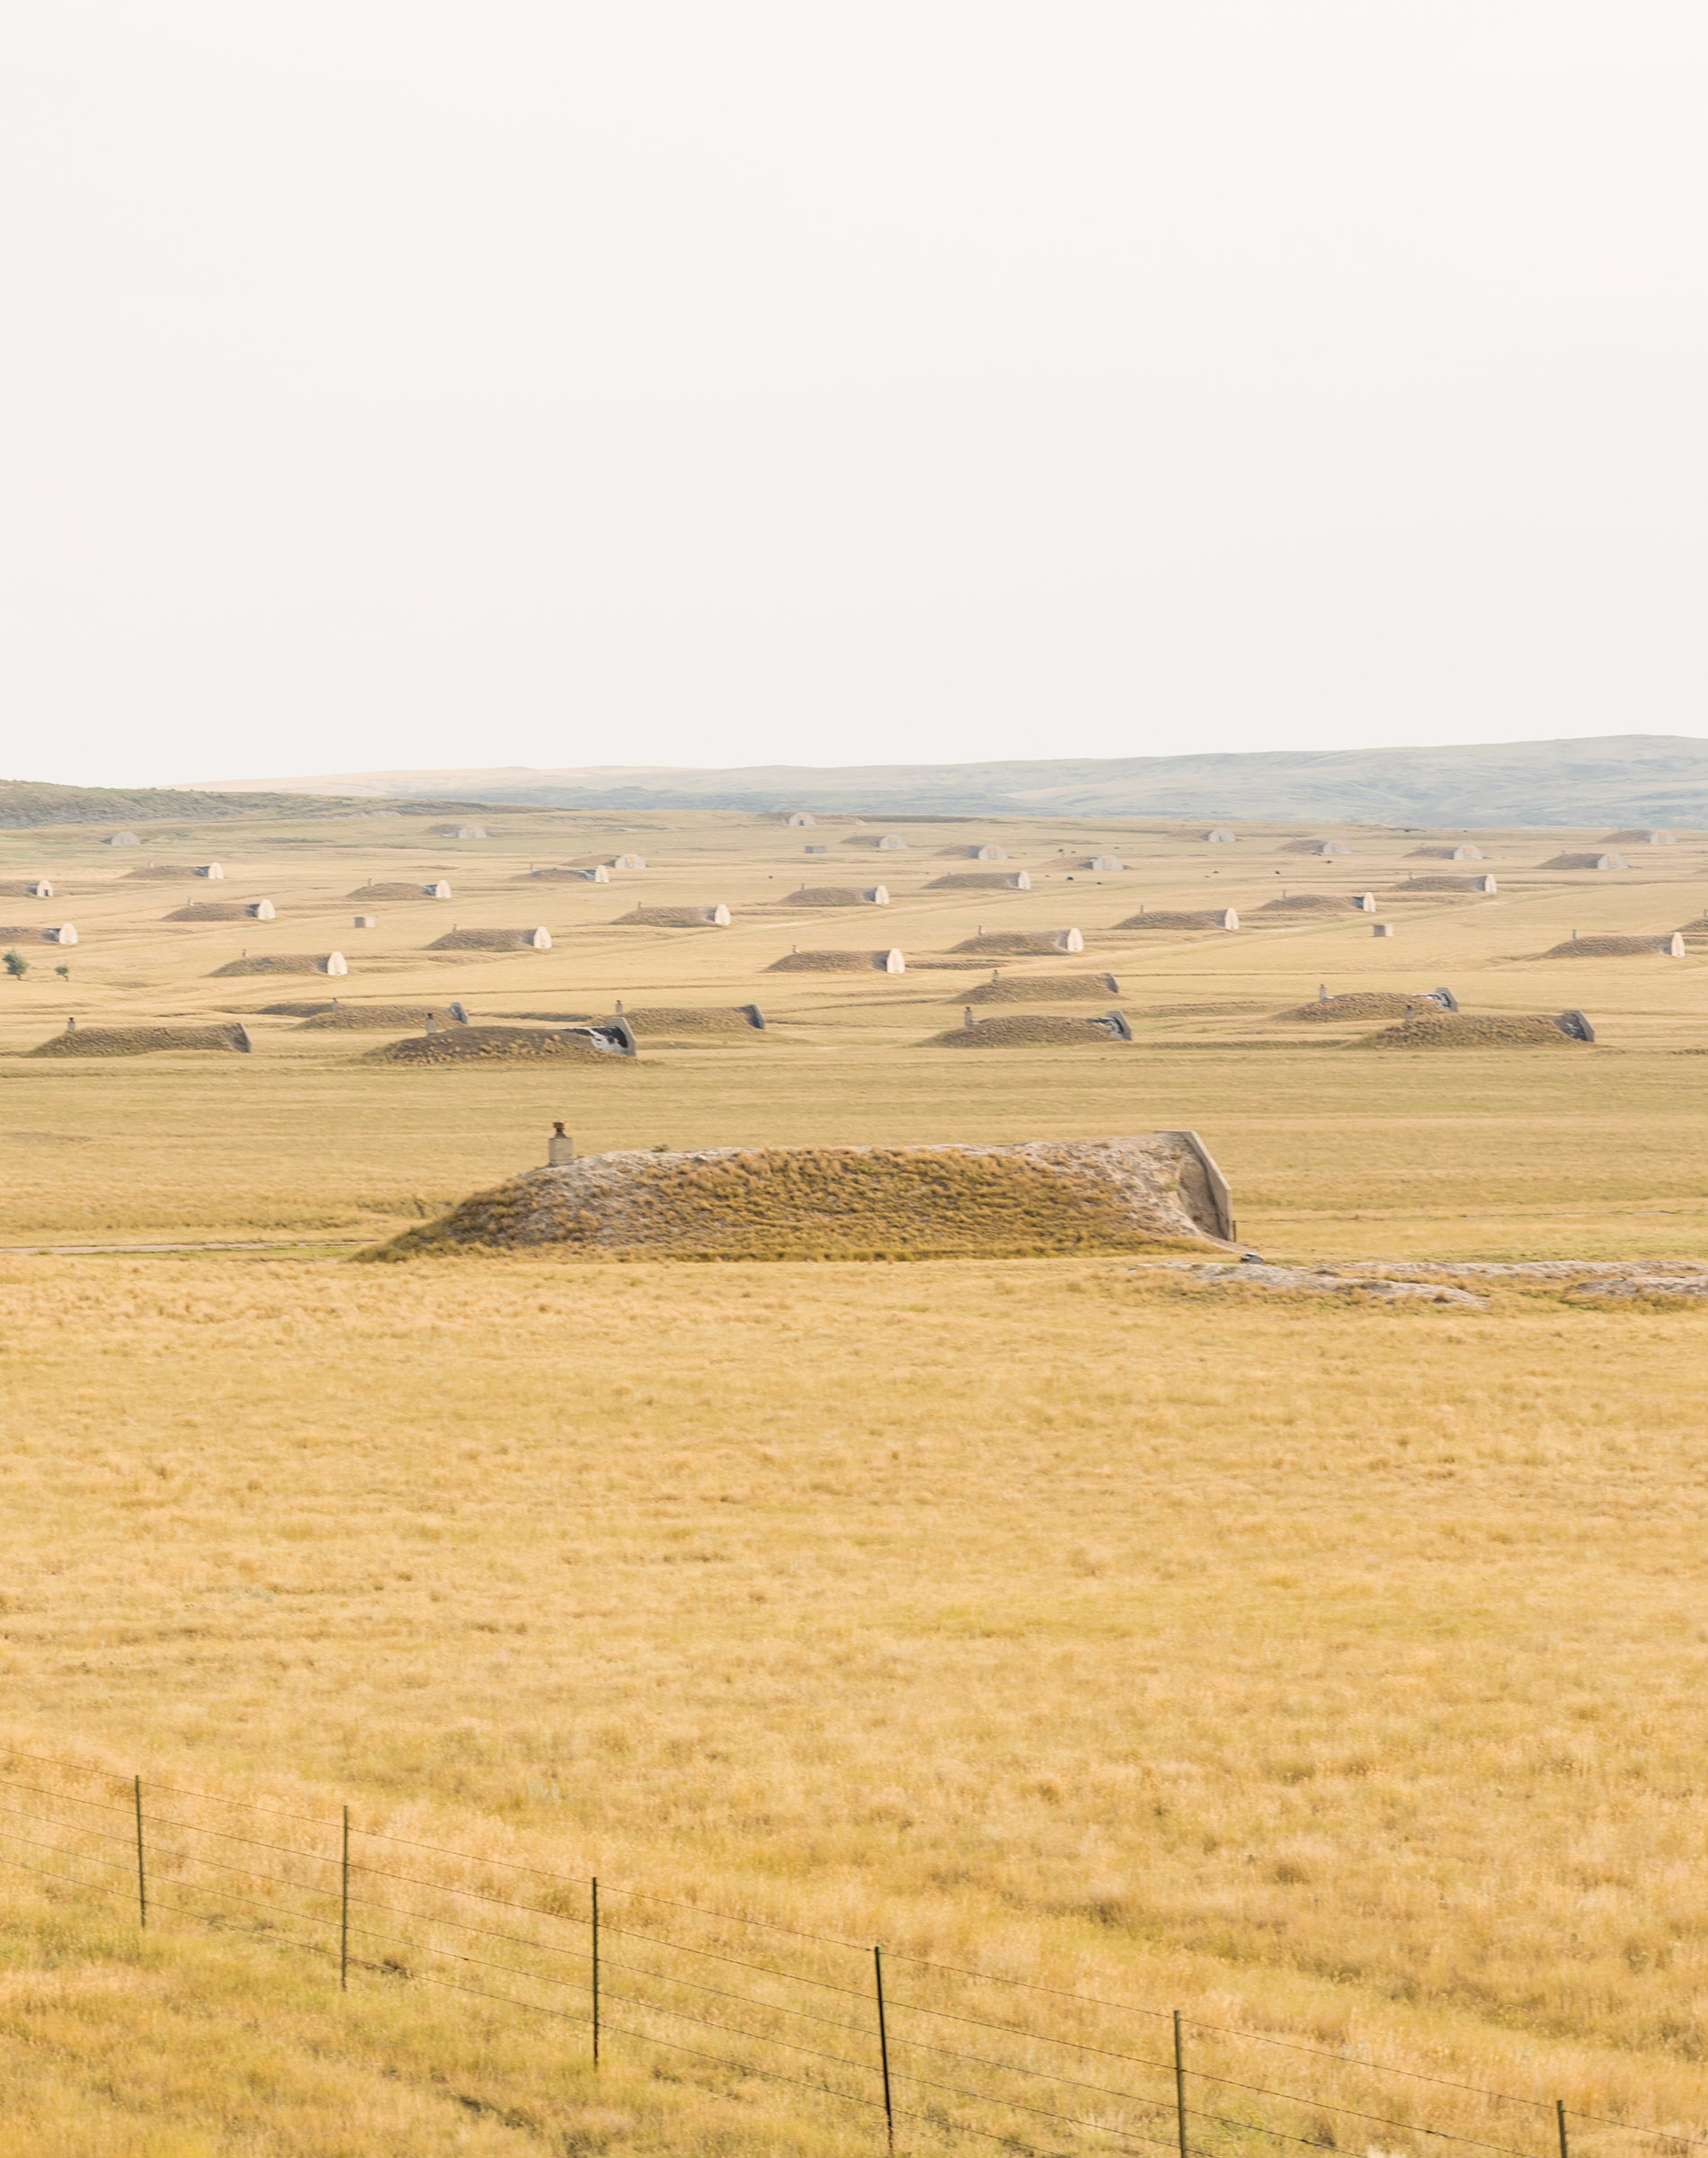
[340,1806,350,1991]
[1173,2010,1188,2158]
[1557,2101,1569,2158]
[874,1946,894,2152]
[592,1877,600,2065]
[134,1776,147,1930]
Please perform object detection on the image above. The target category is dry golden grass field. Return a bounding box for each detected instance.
[2,806,1707,2155]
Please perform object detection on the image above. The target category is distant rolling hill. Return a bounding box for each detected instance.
[195,736,1708,827]
[0,780,517,830]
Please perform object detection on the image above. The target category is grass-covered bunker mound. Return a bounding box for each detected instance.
[967,972,1121,1003]
[1113,908,1238,932]
[1356,1012,1592,1048]
[952,929,1082,956]
[614,904,728,928]
[930,1013,1128,1047]
[782,886,872,906]
[427,928,549,951]
[30,1023,252,1057]
[1540,935,1683,959]
[210,954,339,977]
[766,950,895,972]
[1277,992,1452,1022]
[373,1135,1234,1261]
[1257,893,1360,913]
[364,1024,635,1066]
[623,1005,765,1041]
[296,1003,469,1030]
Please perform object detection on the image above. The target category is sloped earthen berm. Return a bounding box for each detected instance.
[29,1022,253,1057]
[369,1135,1237,1262]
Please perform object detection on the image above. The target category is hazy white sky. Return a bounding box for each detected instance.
[3,2,1704,787]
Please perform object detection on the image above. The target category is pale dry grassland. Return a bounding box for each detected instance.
[2,808,1707,2150]
[0,805,1706,1258]
[2,1255,1708,2153]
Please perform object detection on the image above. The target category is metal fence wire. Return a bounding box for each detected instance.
[0,1746,1697,2158]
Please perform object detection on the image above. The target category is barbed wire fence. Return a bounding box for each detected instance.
[0,1744,1696,2158]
